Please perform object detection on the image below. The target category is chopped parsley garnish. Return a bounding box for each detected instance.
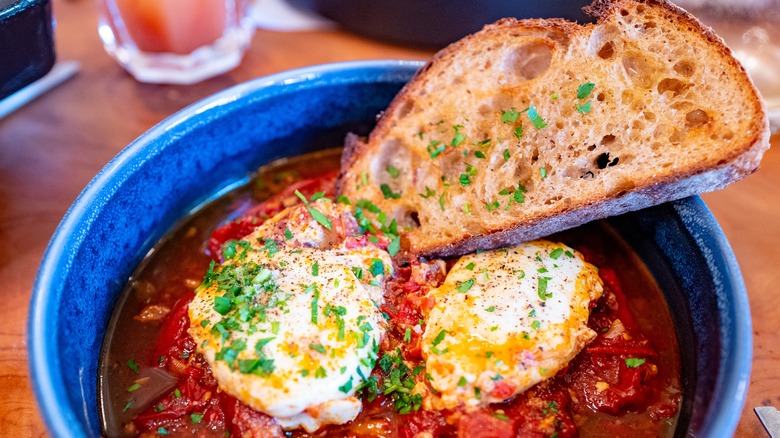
[283,228,294,240]
[538,276,553,300]
[463,202,471,214]
[531,320,541,330]
[190,413,204,424]
[465,262,476,270]
[527,105,547,129]
[486,306,495,312]
[459,174,471,186]
[503,149,511,161]
[158,427,169,435]
[513,125,524,139]
[338,378,353,393]
[456,278,475,293]
[386,165,400,178]
[311,285,320,324]
[458,376,468,386]
[432,330,447,347]
[550,248,564,259]
[501,108,521,123]
[625,357,646,368]
[474,150,486,159]
[576,101,592,114]
[486,200,500,211]
[309,343,326,354]
[123,401,133,412]
[451,125,466,146]
[311,260,319,276]
[428,140,446,158]
[173,389,181,398]
[352,266,364,279]
[127,383,141,392]
[336,195,350,205]
[310,191,326,202]
[419,186,436,198]
[439,193,446,211]
[404,328,412,343]
[380,184,401,199]
[378,350,422,414]
[370,259,385,276]
[492,413,509,421]
[315,366,327,378]
[126,359,139,373]
[388,235,401,257]
[213,296,231,315]
[540,167,548,179]
[294,190,332,230]
[577,82,596,99]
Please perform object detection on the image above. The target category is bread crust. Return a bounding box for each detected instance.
[338,0,770,260]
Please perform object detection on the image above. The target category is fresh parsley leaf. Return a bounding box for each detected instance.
[577,82,596,99]
[457,278,475,293]
[386,165,400,178]
[380,184,401,199]
[625,357,646,368]
[576,100,592,114]
[528,105,547,129]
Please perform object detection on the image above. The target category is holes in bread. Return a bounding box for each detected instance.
[669,129,685,144]
[478,93,513,115]
[657,78,689,97]
[685,109,709,128]
[601,135,616,146]
[502,40,553,81]
[597,41,616,60]
[596,92,606,102]
[673,60,696,77]
[544,195,563,206]
[596,153,620,169]
[622,53,657,89]
[530,148,540,165]
[371,137,410,190]
[395,100,416,119]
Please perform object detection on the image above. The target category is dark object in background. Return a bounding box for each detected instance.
[0,0,55,100]
[291,0,594,49]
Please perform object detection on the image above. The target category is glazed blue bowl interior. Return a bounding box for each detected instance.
[28,60,751,437]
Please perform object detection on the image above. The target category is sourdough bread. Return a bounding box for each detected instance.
[337,0,770,258]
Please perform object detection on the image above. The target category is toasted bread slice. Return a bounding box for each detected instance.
[337,0,770,259]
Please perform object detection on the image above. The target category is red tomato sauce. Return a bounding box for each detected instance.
[99,150,681,437]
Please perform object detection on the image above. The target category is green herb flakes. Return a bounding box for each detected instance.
[538,276,553,300]
[457,278,475,293]
[625,357,646,368]
[501,108,521,123]
[380,184,401,199]
[576,101,592,114]
[386,165,400,178]
[528,105,547,129]
[577,82,596,99]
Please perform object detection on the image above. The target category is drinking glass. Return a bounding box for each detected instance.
[96,0,254,84]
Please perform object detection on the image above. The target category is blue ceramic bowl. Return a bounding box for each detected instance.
[28,60,751,437]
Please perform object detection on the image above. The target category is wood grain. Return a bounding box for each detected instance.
[0,0,776,436]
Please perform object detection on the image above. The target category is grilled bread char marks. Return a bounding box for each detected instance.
[338,0,769,259]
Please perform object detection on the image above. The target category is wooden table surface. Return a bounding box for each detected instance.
[1,0,777,436]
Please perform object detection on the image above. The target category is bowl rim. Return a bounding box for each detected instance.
[27,59,751,437]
